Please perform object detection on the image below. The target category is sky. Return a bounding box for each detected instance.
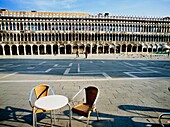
[0,0,169,17]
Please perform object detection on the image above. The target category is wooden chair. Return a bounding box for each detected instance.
[29,84,54,127]
[69,85,100,127]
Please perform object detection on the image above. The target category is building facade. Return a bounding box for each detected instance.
[0,9,170,56]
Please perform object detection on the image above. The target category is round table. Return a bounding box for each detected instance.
[35,95,68,110]
[34,95,69,126]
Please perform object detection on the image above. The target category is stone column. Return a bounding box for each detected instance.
[90,43,93,54]
[51,44,54,55]
[2,44,5,55]
[96,44,99,54]
[9,45,12,55]
[44,44,46,54]
[114,45,116,54]
[120,44,122,53]
[23,44,26,55]
[16,44,19,55]
[71,44,73,54]
[84,44,86,52]
[125,44,127,53]
[38,45,40,55]
[58,44,60,55]
[64,44,66,54]
[30,44,33,55]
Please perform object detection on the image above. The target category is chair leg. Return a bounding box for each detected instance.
[86,111,91,127]
[68,103,72,127]
[33,111,37,127]
[96,109,99,121]
[50,111,53,126]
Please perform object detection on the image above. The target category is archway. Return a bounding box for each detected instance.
[116,45,120,53]
[104,45,109,54]
[60,45,65,54]
[4,45,10,55]
[138,45,142,52]
[127,44,132,52]
[79,45,84,54]
[73,45,78,54]
[132,45,137,52]
[98,45,103,54]
[122,44,126,52]
[86,44,90,54]
[12,45,17,55]
[46,45,51,54]
[0,45,3,55]
[66,45,71,54]
[33,45,38,55]
[19,45,24,55]
[39,45,44,54]
[26,45,31,55]
[110,45,115,54]
[53,44,58,54]
[92,44,97,54]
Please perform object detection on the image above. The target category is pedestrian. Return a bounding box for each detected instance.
[168,50,170,57]
[76,50,79,57]
[85,51,88,59]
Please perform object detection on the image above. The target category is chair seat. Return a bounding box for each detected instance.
[32,107,48,114]
[72,103,92,117]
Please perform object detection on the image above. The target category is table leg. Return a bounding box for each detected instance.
[50,111,53,126]
[53,110,56,125]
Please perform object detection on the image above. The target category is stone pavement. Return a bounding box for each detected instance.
[0,54,170,127]
[0,79,170,127]
[0,53,170,60]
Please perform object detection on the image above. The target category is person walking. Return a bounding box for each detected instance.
[76,50,79,58]
[85,51,88,59]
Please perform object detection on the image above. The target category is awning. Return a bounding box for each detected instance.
[109,45,115,48]
[157,45,162,48]
[152,45,157,49]
[142,45,147,48]
[162,45,170,49]
[148,45,152,48]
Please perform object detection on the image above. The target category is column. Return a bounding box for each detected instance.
[2,44,5,55]
[84,44,86,52]
[58,44,60,55]
[90,43,93,54]
[38,45,40,55]
[51,44,54,55]
[120,44,122,53]
[64,44,66,54]
[136,44,138,52]
[30,44,33,55]
[10,45,12,55]
[44,44,46,54]
[16,44,19,55]
[23,44,26,55]
[102,45,104,54]
[71,44,73,54]
[96,44,99,54]
[125,44,127,53]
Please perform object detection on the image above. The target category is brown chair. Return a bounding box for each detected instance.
[29,84,55,127]
[70,85,100,127]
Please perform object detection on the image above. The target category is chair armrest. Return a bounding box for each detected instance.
[28,87,35,108]
[158,112,170,125]
[72,88,84,101]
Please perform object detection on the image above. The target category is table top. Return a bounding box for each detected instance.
[35,95,68,110]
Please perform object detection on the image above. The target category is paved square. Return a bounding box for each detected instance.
[0,56,170,127]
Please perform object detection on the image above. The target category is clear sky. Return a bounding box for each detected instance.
[0,0,169,17]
